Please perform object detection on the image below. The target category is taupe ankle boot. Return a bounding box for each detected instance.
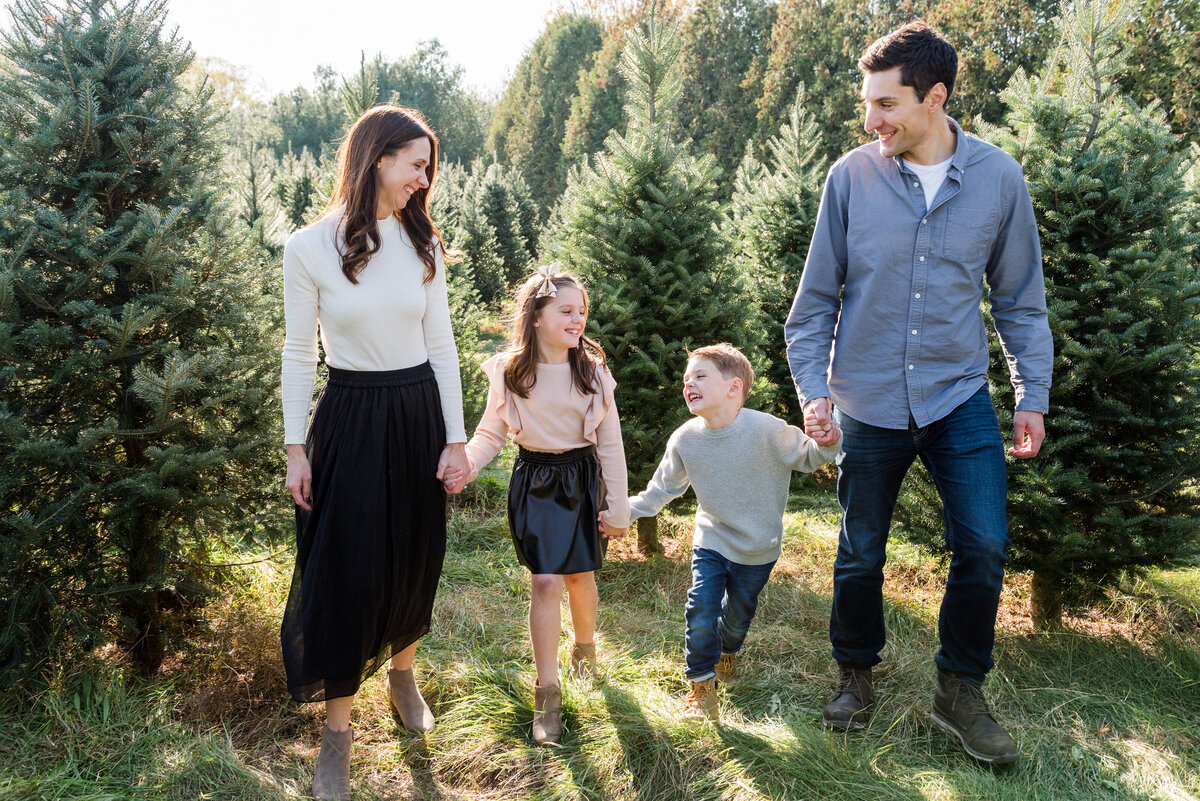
[532,681,563,746]
[387,667,435,733]
[570,641,603,679]
[312,725,352,800]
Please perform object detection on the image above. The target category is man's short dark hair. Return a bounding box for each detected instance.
[858,20,958,103]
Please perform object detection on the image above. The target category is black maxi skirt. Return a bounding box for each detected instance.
[508,445,605,575]
[281,363,447,703]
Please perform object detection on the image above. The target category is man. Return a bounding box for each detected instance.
[785,21,1052,765]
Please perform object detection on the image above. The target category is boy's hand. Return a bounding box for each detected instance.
[598,510,626,539]
[804,397,841,446]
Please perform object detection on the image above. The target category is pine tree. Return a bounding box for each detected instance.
[896,0,1200,630]
[725,89,828,424]
[547,2,762,554]
[469,160,538,287]
[230,145,289,254]
[0,0,283,679]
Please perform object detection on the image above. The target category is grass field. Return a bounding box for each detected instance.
[1,462,1197,800]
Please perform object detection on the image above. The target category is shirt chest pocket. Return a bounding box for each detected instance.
[943,205,998,266]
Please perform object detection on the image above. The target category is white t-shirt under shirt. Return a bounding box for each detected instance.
[281,211,466,445]
[903,155,953,210]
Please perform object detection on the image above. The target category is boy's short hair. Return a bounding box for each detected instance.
[858,20,958,102]
[688,343,754,401]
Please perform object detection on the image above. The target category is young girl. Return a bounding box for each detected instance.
[464,265,630,746]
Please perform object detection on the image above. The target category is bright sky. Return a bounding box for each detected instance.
[160,0,563,99]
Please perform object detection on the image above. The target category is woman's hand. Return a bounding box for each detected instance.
[598,511,626,539]
[437,442,470,495]
[285,444,313,511]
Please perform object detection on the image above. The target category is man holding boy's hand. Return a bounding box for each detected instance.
[786,21,1052,765]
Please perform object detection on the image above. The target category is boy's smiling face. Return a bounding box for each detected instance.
[682,357,743,423]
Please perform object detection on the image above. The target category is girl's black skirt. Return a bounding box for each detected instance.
[508,445,605,575]
[281,363,447,704]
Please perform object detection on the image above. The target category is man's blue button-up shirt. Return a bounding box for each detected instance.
[785,120,1053,430]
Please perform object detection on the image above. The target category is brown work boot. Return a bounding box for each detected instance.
[532,681,563,746]
[312,724,352,800]
[714,652,738,686]
[930,670,1020,765]
[387,667,435,734]
[822,664,873,730]
[682,677,719,723]
[570,641,603,680]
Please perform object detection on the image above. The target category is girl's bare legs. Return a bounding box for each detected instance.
[564,571,598,646]
[530,573,565,686]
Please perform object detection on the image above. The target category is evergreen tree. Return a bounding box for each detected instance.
[725,90,827,424]
[471,160,538,286]
[675,0,775,190]
[488,13,606,213]
[548,3,761,554]
[0,0,283,678]
[230,145,289,254]
[896,0,1200,629]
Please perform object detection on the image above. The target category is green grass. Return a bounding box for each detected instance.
[2,473,1198,800]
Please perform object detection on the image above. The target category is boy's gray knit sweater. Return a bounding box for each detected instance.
[628,408,840,565]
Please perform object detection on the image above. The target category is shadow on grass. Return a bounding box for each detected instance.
[600,682,705,801]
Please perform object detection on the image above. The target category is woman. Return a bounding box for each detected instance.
[280,105,469,801]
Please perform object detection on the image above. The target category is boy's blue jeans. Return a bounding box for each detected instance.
[684,547,776,681]
[831,387,1009,683]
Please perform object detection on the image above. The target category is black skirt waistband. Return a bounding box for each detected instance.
[517,445,596,465]
[327,362,434,388]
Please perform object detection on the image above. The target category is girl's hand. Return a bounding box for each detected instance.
[437,442,470,494]
[285,444,313,511]
[598,511,626,539]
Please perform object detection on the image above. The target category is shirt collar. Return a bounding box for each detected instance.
[892,117,969,178]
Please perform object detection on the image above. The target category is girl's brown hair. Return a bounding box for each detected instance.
[504,270,606,398]
[321,105,448,284]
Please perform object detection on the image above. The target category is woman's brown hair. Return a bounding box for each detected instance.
[321,105,447,284]
[504,270,606,398]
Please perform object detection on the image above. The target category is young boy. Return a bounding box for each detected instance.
[627,344,840,722]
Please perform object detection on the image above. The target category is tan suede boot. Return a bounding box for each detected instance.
[532,681,563,746]
[387,667,435,734]
[312,725,352,800]
[683,677,719,723]
[714,652,738,686]
[569,641,603,680]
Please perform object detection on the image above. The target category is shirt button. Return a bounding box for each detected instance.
[922,218,928,224]
[908,364,915,370]
[915,293,921,298]
[920,256,926,262]
[912,330,918,335]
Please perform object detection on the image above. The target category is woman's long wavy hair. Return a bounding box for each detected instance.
[321,105,447,284]
[504,270,606,399]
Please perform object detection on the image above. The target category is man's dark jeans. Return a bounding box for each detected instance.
[831,387,1008,682]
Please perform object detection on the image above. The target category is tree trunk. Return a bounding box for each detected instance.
[123,437,165,676]
[1030,569,1065,632]
[637,516,662,557]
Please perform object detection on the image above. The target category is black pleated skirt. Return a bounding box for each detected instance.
[281,363,447,704]
[508,445,605,575]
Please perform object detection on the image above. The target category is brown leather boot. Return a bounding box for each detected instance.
[312,725,352,800]
[532,681,563,746]
[387,667,435,734]
[822,664,873,730]
[570,641,603,680]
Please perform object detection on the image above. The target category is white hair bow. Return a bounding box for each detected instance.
[535,262,561,298]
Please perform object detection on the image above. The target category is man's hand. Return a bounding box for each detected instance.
[803,397,840,446]
[1009,411,1045,459]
